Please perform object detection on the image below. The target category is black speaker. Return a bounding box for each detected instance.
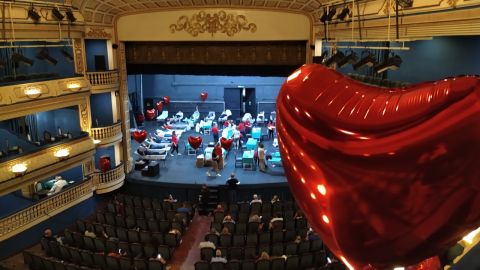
[94,55,107,71]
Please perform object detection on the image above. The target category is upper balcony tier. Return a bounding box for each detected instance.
[87,70,119,94]
[0,132,95,196]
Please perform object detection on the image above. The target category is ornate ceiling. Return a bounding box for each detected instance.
[71,0,324,25]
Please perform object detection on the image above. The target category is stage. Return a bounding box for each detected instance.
[128,120,287,187]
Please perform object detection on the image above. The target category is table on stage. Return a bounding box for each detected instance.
[246,138,258,150]
[242,150,255,170]
[251,127,261,140]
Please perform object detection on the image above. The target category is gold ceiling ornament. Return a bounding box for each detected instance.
[446,0,459,7]
[169,10,257,37]
[86,28,113,39]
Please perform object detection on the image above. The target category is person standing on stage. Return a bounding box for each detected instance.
[170,131,181,156]
[267,121,275,140]
[212,123,219,143]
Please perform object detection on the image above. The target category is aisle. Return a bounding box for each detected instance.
[169,213,211,270]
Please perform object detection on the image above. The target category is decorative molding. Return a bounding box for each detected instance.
[169,10,257,37]
[79,100,91,133]
[93,163,125,194]
[87,70,120,94]
[83,157,95,176]
[73,39,85,75]
[86,27,113,39]
[117,42,133,174]
[91,122,123,146]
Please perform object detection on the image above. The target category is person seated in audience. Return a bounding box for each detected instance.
[248,213,262,223]
[256,251,271,262]
[213,204,224,213]
[209,228,220,236]
[84,228,96,238]
[47,176,68,196]
[293,209,305,220]
[149,253,167,264]
[222,214,235,224]
[269,212,284,229]
[221,227,231,235]
[250,194,262,204]
[271,195,280,204]
[164,194,177,203]
[199,240,216,250]
[177,202,191,213]
[43,228,64,244]
[169,228,182,237]
[108,249,128,259]
[101,229,119,241]
[307,227,320,241]
[211,249,228,263]
[294,235,302,244]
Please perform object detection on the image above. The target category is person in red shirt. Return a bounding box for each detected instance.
[238,122,245,143]
[212,123,219,143]
[267,121,275,140]
[207,142,223,177]
[170,131,181,156]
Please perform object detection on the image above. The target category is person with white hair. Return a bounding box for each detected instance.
[250,194,262,204]
[47,176,67,196]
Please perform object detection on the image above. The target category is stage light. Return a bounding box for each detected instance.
[66,9,76,23]
[52,7,65,21]
[320,8,328,23]
[61,48,74,62]
[12,52,34,67]
[313,51,328,64]
[326,7,337,21]
[353,52,377,70]
[28,7,41,23]
[37,48,58,65]
[373,54,402,73]
[337,6,350,20]
[337,50,358,67]
[325,51,345,67]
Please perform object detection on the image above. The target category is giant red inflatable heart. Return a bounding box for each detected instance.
[132,130,147,143]
[135,113,145,125]
[145,109,156,120]
[200,91,208,102]
[220,137,233,150]
[188,136,203,149]
[156,101,164,111]
[277,64,480,269]
[163,96,171,104]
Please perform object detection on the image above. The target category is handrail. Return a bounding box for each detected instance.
[0,179,93,239]
[86,70,119,86]
[93,162,125,185]
[90,122,122,143]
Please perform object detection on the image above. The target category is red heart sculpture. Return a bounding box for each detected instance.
[277,64,480,269]
[188,136,203,149]
[132,130,147,143]
[135,113,145,124]
[163,96,171,104]
[156,101,164,111]
[145,109,156,120]
[220,137,233,150]
[200,91,208,102]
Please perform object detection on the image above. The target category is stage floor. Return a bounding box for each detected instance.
[128,121,287,186]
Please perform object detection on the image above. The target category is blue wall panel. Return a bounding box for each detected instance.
[35,107,80,139]
[85,40,108,72]
[90,93,114,126]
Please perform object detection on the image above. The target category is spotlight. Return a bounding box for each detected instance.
[320,8,328,23]
[373,54,402,73]
[326,7,337,21]
[353,52,377,70]
[313,50,328,64]
[325,51,345,66]
[52,7,64,21]
[61,48,74,62]
[28,7,41,23]
[37,48,58,65]
[337,50,358,67]
[65,9,76,23]
[12,52,34,67]
[337,6,350,20]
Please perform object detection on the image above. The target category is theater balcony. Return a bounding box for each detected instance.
[86,70,119,94]
[0,178,93,241]
[0,133,95,196]
[91,122,123,147]
[92,162,125,194]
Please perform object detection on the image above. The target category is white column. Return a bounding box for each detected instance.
[106,40,114,70]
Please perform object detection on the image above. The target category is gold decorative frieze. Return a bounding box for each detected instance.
[169,10,257,37]
[79,99,92,134]
[73,39,85,75]
[86,27,113,39]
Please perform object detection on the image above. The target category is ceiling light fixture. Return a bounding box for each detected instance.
[353,51,377,70]
[52,7,65,21]
[373,54,402,73]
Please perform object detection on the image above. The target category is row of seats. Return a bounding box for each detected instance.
[200,239,323,261]
[210,218,307,235]
[23,250,95,270]
[112,194,190,212]
[105,204,191,224]
[216,201,297,216]
[96,211,185,233]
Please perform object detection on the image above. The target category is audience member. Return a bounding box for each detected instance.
[256,251,271,262]
[199,240,216,250]
[177,202,191,213]
[294,209,305,220]
[248,213,262,223]
[250,194,262,204]
[149,253,166,264]
[211,249,227,263]
[226,173,240,203]
[267,120,275,140]
[307,227,320,241]
[169,228,182,237]
[258,142,267,172]
[210,228,220,236]
[269,212,284,230]
[294,235,302,244]
[84,228,96,238]
[47,176,67,196]
[213,204,225,213]
[222,214,235,224]
[221,227,231,235]
[108,249,128,259]
[164,194,177,203]
[170,131,181,156]
[43,229,55,241]
[271,195,280,204]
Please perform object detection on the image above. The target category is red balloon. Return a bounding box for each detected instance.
[220,137,233,150]
[188,136,203,149]
[156,101,164,111]
[200,91,208,102]
[163,96,171,104]
[145,109,156,120]
[132,130,147,143]
[277,64,480,269]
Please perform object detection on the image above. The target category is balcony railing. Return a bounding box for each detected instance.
[87,70,119,94]
[0,178,93,241]
[93,163,125,194]
[91,122,123,146]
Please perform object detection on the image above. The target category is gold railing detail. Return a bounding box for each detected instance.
[93,163,125,194]
[91,122,123,146]
[0,179,93,241]
[87,70,119,94]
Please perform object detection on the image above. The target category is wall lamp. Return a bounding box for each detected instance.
[11,163,28,176]
[353,51,377,70]
[54,148,70,160]
[373,54,402,73]
[52,7,65,21]
[67,81,81,91]
[65,9,76,23]
[12,52,34,67]
[24,86,42,99]
[93,139,101,145]
[28,7,41,23]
